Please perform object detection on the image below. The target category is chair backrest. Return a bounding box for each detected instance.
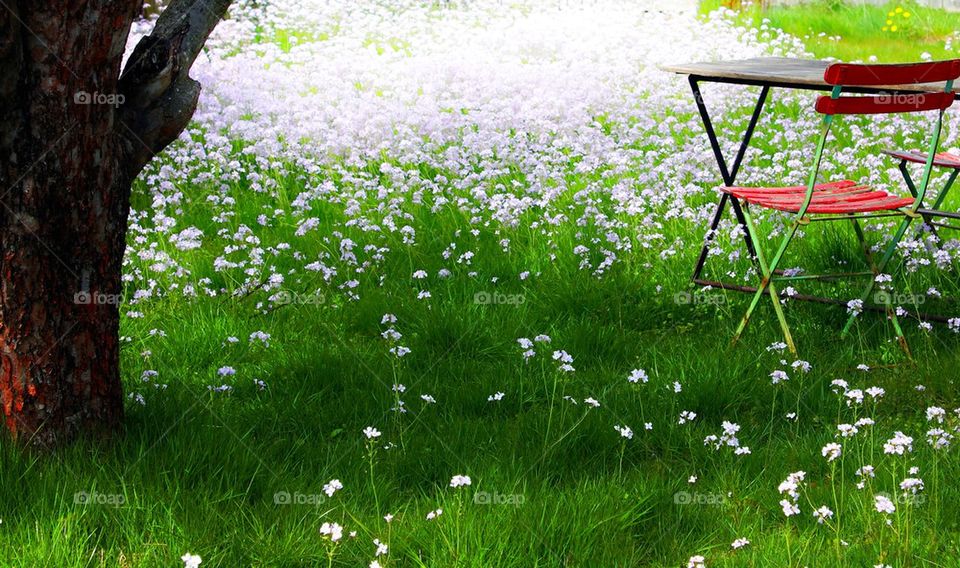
[816,60,960,116]
[797,60,960,216]
[825,60,960,86]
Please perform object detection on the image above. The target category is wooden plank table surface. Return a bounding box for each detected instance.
[662,57,951,93]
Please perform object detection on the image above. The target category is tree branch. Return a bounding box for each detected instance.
[152,0,232,77]
[117,0,232,177]
[119,75,202,175]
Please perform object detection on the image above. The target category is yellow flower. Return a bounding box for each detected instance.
[882,26,889,32]
[886,19,893,25]
[904,12,910,18]
[891,25,899,32]
[888,11,895,17]
[895,6,903,13]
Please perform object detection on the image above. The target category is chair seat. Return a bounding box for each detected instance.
[722,180,915,214]
[883,149,960,170]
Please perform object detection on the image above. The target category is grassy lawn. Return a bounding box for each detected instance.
[4,2,960,567]
[700,0,960,62]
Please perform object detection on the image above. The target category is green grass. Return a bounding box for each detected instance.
[3,251,960,566]
[4,122,960,565]
[700,0,960,62]
[5,7,960,568]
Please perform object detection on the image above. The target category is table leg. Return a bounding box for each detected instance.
[689,76,770,281]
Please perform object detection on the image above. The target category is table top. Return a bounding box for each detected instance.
[661,57,950,94]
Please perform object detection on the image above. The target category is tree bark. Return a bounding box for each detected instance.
[0,0,231,446]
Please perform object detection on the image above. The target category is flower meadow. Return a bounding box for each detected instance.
[5,1,960,566]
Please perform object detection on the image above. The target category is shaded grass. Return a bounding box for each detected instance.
[2,231,960,565]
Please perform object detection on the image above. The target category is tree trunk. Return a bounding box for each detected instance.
[0,0,231,446]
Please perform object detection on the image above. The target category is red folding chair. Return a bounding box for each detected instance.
[883,149,960,234]
[723,60,960,355]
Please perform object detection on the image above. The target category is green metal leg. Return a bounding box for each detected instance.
[849,216,872,264]
[841,216,914,356]
[849,216,909,355]
[900,160,919,198]
[732,207,798,354]
[899,161,960,236]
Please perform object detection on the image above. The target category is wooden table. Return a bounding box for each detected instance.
[662,56,954,321]
[662,57,951,94]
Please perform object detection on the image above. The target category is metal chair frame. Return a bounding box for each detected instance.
[726,61,960,355]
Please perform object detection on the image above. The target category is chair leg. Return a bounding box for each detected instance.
[877,280,912,359]
[898,161,960,241]
[765,277,795,354]
[897,161,934,239]
[842,216,914,355]
[733,284,768,343]
[899,160,919,198]
[849,216,873,265]
[732,207,798,354]
[849,216,910,356]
